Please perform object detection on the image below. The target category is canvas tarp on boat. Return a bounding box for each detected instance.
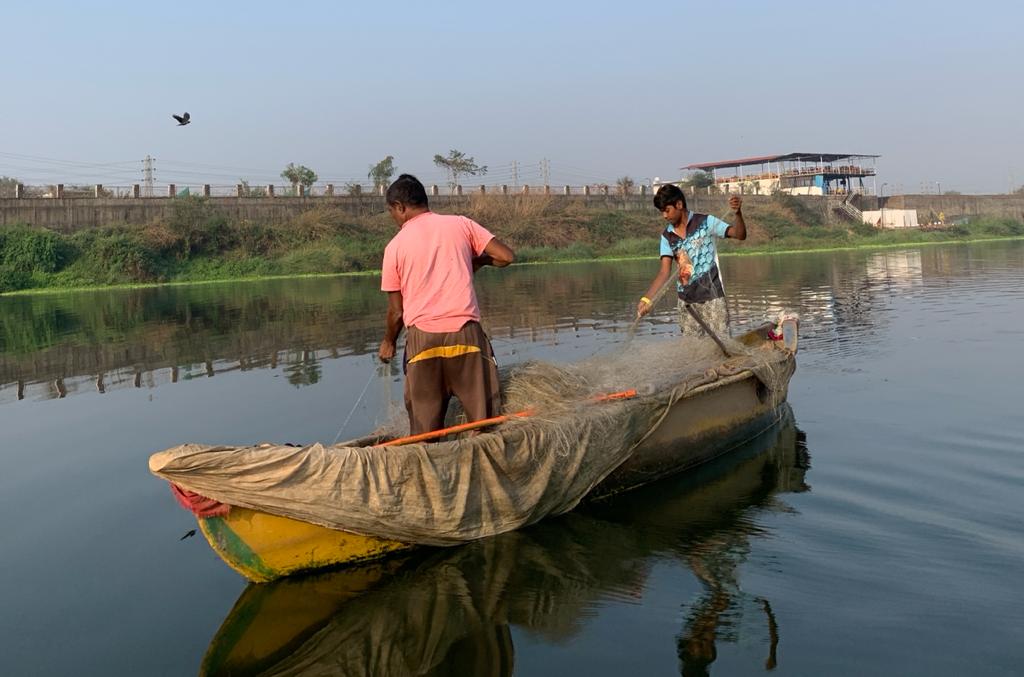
[149,339,791,546]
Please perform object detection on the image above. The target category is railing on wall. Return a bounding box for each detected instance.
[712,166,877,185]
[0,182,651,199]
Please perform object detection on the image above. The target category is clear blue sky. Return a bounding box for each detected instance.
[2,0,1021,193]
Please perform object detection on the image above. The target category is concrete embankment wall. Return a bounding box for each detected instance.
[0,194,834,231]
[855,195,1024,221]
[0,195,657,232]
[7,192,1019,232]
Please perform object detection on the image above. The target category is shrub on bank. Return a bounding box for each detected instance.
[168,196,235,256]
[334,235,392,271]
[0,265,32,293]
[233,221,279,257]
[973,218,1024,237]
[83,233,161,283]
[0,225,70,273]
[587,212,633,244]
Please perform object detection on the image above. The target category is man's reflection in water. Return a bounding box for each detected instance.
[201,415,810,677]
[678,429,809,675]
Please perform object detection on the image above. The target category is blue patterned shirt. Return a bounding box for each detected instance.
[659,213,730,303]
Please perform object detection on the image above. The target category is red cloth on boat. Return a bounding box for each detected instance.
[170,483,231,518]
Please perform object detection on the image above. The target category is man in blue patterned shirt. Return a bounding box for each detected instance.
[636,184,747,337]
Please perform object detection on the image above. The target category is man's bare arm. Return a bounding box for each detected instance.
[637,256,674,317]
[378,291,404,362]
[725,195,747,240]
[473,237,516,271]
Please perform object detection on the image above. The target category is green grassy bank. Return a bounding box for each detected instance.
[2,194,1022,295]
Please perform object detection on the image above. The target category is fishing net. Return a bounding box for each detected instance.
[149,327,794,547]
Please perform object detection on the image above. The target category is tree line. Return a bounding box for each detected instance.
[273,152,644,195]
[274,150,489,196]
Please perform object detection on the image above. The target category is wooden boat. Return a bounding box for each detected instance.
[186,320,798,583]
[199,409,808,676]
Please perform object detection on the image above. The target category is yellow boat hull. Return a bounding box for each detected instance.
[199,559,404,675]
[193,323,797,583]
[198,508,412,583]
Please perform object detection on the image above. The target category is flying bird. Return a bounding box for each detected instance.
[172,112,191,126]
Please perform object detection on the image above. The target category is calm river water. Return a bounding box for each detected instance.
[1,242,1023,676]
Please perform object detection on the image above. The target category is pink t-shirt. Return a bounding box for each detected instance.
[380,212,495,333]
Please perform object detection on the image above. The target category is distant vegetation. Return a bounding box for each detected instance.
[237,180,265,197]
[433,150,487,192]
[368,156,396,193]
[0,176,18,198]
[280,163,318,192]
[681,170,716,191]
[1,194,1022,294]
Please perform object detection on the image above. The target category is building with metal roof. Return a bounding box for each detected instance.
[681,152,880,196]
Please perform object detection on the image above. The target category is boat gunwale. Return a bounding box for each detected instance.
[336,324,791,452]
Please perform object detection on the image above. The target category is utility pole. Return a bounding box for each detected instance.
[142,155,155,197]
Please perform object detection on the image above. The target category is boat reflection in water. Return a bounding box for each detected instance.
[201,407,810,676]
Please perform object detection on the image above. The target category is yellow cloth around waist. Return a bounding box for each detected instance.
[408,344,481,364]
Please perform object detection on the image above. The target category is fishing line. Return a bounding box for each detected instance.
[332,363,381,445]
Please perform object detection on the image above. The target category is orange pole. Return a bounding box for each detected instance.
[378,389,637,447]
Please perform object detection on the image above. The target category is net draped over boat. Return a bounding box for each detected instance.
[148,336,793,546]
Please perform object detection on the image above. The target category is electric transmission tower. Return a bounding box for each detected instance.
[541,158,550,186]
[142,155,155,197]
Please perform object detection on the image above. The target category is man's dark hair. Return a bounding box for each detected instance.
[385,174,429,208]
[653,184,687,211]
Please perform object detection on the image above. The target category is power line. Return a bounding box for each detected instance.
[0,152,620,189]
[0,151,140,174]
[158,159,288,174]
[0,151,139,167]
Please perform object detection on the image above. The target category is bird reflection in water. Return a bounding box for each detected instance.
[200,409,810,677]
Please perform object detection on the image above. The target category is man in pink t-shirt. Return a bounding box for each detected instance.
[378,174,515,436]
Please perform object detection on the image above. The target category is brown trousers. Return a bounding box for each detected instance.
[403,321,502,436]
